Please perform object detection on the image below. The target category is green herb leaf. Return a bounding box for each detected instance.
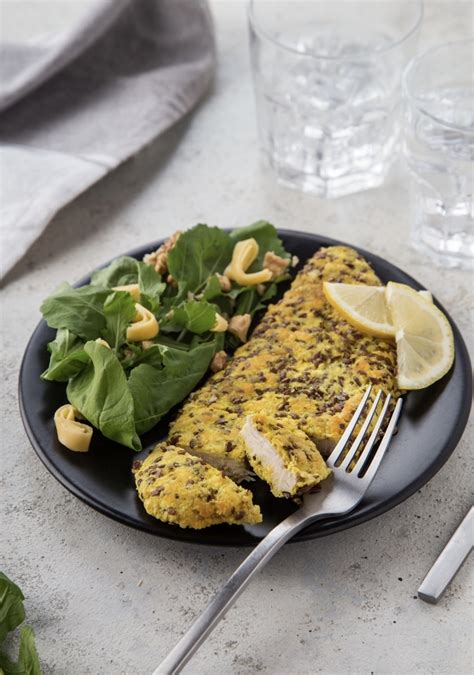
[229,221,290,271]
[90,256,139,288]
[18,626,41,675]
[67,342,141,451]
[128,341,215,434]
[41,329,89,382]
[137,263,166,312]
[0,573,25,645]
[102,291,137,352]
[40,283,109,341]
[167,224,233,292]
[202,275,223,301]
[0,625,41,675]
[172,300,217,334]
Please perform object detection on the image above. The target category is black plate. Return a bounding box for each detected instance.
[19,231,472,546]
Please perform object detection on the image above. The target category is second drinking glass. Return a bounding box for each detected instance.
[248,0,423,198]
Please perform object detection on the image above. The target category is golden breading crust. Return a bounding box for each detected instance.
[133,444,262,529]
[169,246,398,470]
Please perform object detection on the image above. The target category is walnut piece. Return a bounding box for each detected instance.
[143,230,181,276]
[228,313,251,342]
[262,251,290,278]
[210,350,228,373]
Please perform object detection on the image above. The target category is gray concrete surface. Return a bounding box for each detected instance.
[1,2,473,674]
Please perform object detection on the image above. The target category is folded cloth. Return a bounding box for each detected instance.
[0,0,215,279]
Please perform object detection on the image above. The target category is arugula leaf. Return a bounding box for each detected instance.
[234,287,260,316]
[0,573,25,645]
[167,224,233,292]
[41,329,89,382]
[102,291,137,352]
[172,300,217,334]
[128,341,215,435]
[40,283,109,341]
[229,221,289,270]
[137,263,165,312]
[202,275,223,301]
[90,256,139,288]
[67,342,141,451]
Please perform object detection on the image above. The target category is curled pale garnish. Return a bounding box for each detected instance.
[95,338,111,349]
[211,313,229,332]
[126,303,159,341]
[225,238,272,286]
[112,283,141,301]
[54,404,93,452]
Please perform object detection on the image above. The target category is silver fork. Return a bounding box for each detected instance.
[154,386,402,675]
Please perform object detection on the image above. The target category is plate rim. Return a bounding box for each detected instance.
[18,230,473,546]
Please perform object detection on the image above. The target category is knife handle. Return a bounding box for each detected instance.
[418,507,473,604]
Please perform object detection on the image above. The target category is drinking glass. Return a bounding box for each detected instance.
[402,40,474,269]
[248,0,423,198]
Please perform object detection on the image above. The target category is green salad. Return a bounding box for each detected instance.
[40,221,292,451]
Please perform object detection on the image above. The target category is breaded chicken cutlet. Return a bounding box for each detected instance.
[133,444,261,528]
[134,246,399,525]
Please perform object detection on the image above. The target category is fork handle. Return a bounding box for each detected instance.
[153,510,312,675]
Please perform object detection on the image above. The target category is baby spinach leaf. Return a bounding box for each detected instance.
[90,256,139,288]
[40,283,109,340]
[172,300,217,334]
[167,224,233,292]
[102,291,137,352]
[0,573,25,645]
[229,220,290,270]
[131,345,164,369]
[128,341,215,435]
[41,329,89,382]
[67,342,141,451]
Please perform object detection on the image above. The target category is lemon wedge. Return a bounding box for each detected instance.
[385,282,454,390]
[323,282,395,338]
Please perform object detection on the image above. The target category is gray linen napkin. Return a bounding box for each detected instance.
[0,0,215,279]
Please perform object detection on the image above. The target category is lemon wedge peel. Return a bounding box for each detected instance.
[322,282,395,339]
[385,282,455,391]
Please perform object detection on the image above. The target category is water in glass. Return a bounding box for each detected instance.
[254,29,400,198]
[404,86,474,267]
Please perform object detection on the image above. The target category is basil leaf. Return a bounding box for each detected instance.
[102,291,137,352]
[167,224,233,292]
[67,342,141,451]
[90,256,139,288]
[18,626,41,675]
[172,300,217,334]
[0,626,41,675]
[40,283,109,340]
[129,341,215,435]
[229,220,290,270]
[41,329,89,382]
[0,573,25,645]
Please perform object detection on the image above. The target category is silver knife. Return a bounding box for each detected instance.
[418,506,473,604]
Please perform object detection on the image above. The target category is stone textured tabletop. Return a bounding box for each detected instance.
[1,2,472,674]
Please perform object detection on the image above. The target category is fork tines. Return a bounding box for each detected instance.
[327,385,402,480]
